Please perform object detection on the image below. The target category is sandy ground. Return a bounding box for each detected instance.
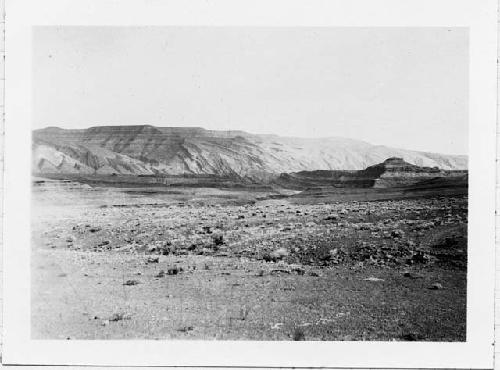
[31,181,467,341]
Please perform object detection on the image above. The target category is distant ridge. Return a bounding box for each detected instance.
[32,125,467,179]
[276,157,467,189]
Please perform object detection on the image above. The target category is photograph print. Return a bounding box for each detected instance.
[31,26,468,341]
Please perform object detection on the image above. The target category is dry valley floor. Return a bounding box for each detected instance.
[32,180,467,341]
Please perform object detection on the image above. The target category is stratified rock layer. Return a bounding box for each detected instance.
[276,157,467,189]
[33,125,467,180]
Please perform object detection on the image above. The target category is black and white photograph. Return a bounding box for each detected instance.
[2,0,497,367]
[31,26,469,341]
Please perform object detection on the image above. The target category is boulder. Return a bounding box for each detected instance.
[270,247,289,261]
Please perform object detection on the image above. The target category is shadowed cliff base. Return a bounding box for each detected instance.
[34,157,468,203]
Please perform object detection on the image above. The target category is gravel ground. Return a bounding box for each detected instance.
[31,182,467,341]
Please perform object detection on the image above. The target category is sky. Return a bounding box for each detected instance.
[33,27,468,155]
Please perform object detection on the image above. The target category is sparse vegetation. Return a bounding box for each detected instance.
[292,327,306,341]
[212,234,224,247]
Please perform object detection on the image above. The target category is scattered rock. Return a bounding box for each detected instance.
[167,266,183,275]
[270,247,289,261]
[270,268,291,275]
[291,266,305,275]
[429,283,444,290]
[292,327,306,341]
[391,229,405,238]
[110,313,130,322]
[324,214,339,221]
[177,326,194,332]
[402,271,423,279]
[363,276,385,282]
[409,251,429,264]
[271,323,284,330]
[401,332,422,341]
[262,252,273,262]
[123,279,140,286]
[212,234,224,246]
[155,270,166,278]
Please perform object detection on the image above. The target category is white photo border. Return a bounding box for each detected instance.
[3,0,497,367]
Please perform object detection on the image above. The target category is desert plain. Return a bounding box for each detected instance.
[32,174,467,341]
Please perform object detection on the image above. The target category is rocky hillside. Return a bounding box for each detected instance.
[32,125,467,179]
[365,157,467,188]
[276,157,467,190]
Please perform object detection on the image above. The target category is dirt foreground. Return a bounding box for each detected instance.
[32,182,467,341]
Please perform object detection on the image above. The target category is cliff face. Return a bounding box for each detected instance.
[32,125,468,179]
[276,157,467,189]
[365,157,466,188]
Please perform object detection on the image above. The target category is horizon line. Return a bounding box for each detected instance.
[33,123,468,157]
